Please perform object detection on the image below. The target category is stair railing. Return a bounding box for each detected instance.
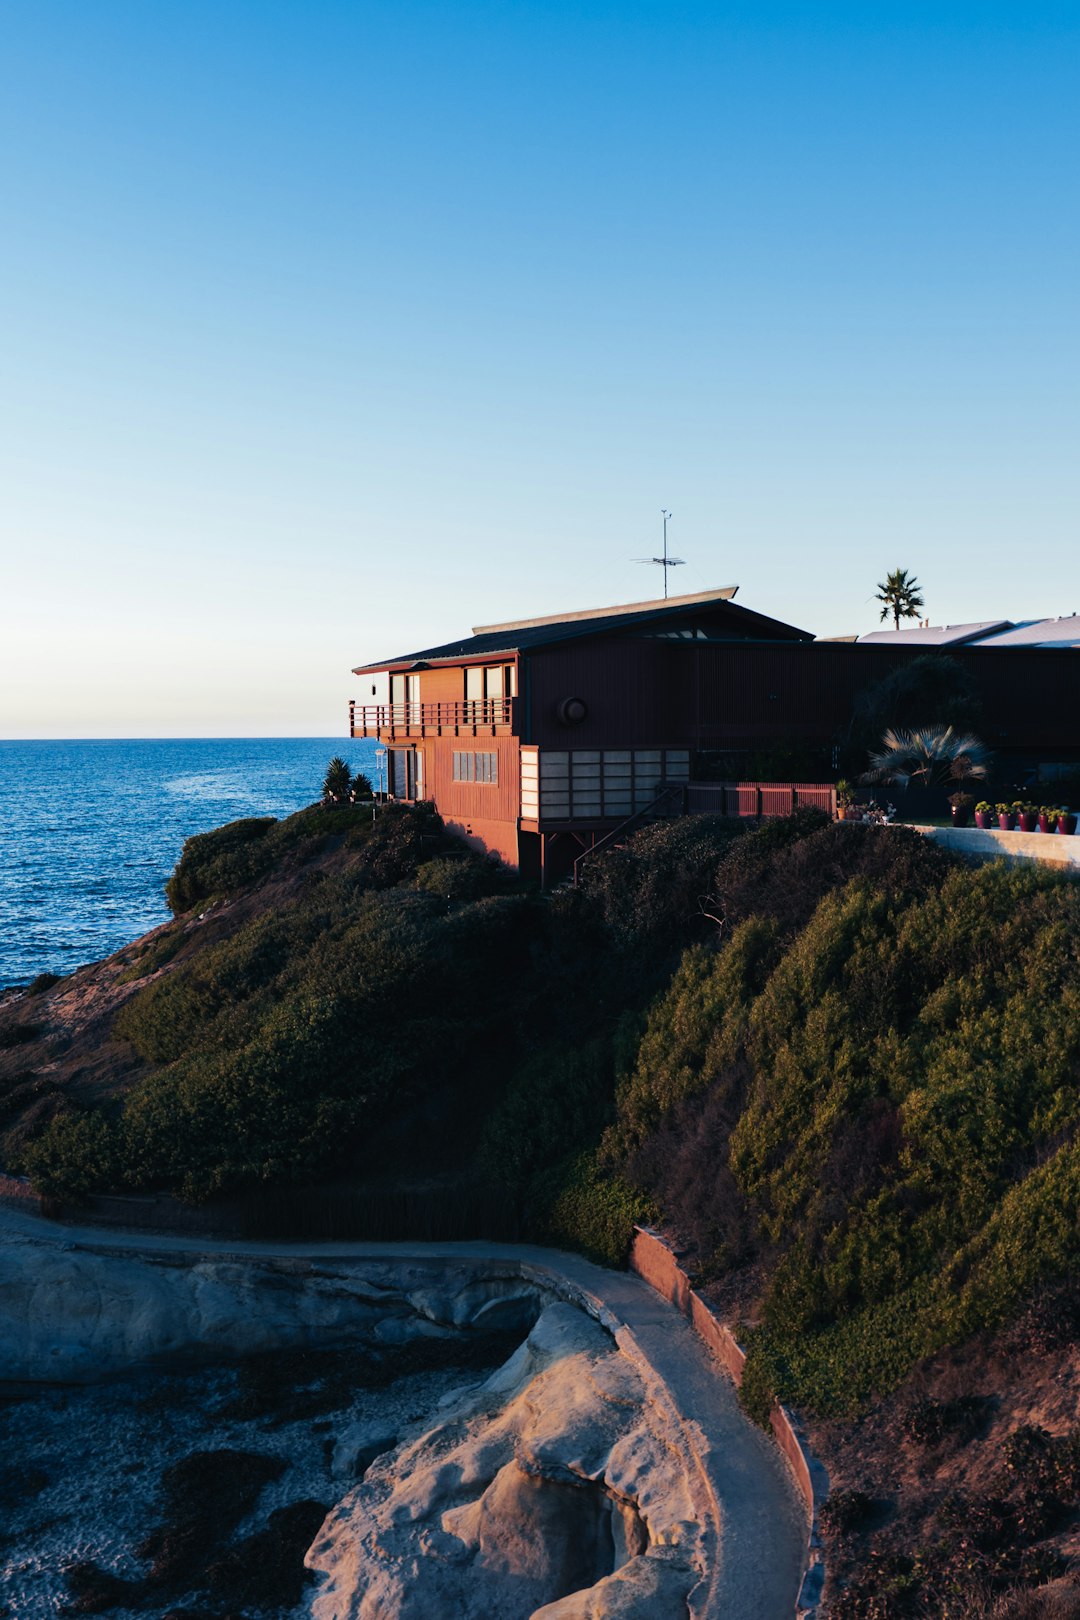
[571,781,687,887]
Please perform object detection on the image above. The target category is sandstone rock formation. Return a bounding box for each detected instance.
[0,1231,543,1381]
[307,1302,703,1620]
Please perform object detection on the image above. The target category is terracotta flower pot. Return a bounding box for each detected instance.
[998,813,1016,832]
[1058,814,1077,836]
[1018,812,1038,833]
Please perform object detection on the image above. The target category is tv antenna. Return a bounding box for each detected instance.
[633,509,685,598]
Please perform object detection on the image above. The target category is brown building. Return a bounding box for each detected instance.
[351,587,1080,881]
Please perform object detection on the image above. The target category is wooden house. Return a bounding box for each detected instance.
[351,586,1080,881]
[352,587,810,881]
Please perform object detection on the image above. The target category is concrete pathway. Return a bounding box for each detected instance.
[0,1204,807,1618]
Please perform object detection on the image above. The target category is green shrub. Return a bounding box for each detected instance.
[580,814,746,950]
[165,818,277,914]
[738,1339,779,1430]
[20,1110,122,1199]
[479,1037,617,1187]
[604,917,780,1159]
[543,1152,653,1269]
[415,852,507,903]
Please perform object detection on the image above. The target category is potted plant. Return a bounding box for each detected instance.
[1018,803,1039,833]
[996,802,1017,832]
[835,780,860,820]
[1059,807,1077,836]
[949,791,975,829]
[1038,806,1055,833]
[974,800,995,830]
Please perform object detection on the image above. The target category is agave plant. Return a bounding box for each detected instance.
[863,726,991,791]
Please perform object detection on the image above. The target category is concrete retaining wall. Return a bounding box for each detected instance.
[911,823,1080,869]
[630,1226,827,1617]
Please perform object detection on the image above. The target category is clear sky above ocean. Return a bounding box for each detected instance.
[1,1,1077,738]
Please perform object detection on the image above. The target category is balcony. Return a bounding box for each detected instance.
[350,698,516,740]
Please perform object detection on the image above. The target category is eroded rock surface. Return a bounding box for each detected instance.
[307,1303,702,1620]
[0,1235,543,1381]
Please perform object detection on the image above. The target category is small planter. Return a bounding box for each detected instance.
[840,805,861,821]
[1058,814,1078,836]
[951,807,971,829]
[1018,812,1038,833]
[974,811,994,830]
[1038,813,1054,834]
[998,813,1017,832]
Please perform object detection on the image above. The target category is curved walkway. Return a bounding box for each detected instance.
[0,1204,807,1619]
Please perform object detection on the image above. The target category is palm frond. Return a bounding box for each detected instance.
[861,726,991,789]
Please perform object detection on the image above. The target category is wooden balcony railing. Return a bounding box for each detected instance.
[350,698,516,740]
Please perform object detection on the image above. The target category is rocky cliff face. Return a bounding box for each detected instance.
[307,1302,703,1620]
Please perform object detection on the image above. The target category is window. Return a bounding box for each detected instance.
[464,665,517,702]
[452,751,498,784]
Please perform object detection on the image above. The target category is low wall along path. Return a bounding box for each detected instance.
[630,1226,828,1616]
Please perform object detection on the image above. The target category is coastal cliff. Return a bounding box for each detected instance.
[6,800,1080,1615]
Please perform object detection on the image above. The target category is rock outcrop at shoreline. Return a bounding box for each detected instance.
[307,1301,702,1620]
[0,1212,809,1618]
[0,1230,544,1381]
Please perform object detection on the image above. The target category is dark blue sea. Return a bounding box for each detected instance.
[0,738,380,988]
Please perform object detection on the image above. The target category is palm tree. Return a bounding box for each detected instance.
[322,756,352,802]
[862,727,990,792]
[875,567,925,632]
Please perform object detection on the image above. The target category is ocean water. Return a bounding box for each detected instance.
[0,738,380,988]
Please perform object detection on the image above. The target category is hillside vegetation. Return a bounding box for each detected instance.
[7,802,1080,1428]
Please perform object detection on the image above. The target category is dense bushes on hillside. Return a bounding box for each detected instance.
[17,794,1080,1443]
[163,801,449,915]
[20,804,731,1205]
[601,839,1080,1414]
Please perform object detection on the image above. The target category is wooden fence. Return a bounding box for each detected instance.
[685,781,836,818]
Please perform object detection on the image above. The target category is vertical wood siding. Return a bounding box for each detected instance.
[427,734,521,825]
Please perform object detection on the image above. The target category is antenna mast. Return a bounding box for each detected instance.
[632,509,685,598]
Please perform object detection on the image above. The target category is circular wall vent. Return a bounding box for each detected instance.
[556,696,588,726]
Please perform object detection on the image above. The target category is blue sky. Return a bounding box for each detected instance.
[1,1,1077,736]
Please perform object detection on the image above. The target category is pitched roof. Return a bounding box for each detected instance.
[969,615,1080,648]
[856,615,1080,650]
[352,587,814,673]
[857,620,1012,647]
